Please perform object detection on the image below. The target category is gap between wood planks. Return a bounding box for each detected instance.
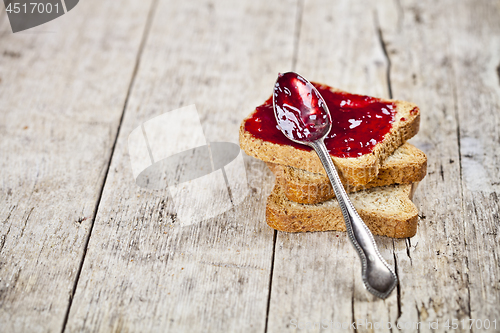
[450,41,472,319]
[59,0,160,332]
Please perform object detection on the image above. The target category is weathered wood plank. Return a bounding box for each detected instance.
[450,0,500,324]
[0,1,153,332]
[267,0,500,332]
[378,0,490,331]
[65,0,298,331]
[266,1,399,332]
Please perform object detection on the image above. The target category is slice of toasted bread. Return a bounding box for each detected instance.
[239,85,420,186]
[267,142,427,204]
[266,182,419,238]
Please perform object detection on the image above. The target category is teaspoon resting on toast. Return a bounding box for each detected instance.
[273,72,398,299]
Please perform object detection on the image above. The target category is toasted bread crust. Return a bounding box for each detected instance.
[268,143,427,204]
[239,89,420,186]
[266,182,419,238]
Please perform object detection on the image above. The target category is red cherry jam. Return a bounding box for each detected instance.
[273,72,331,142]
[245,79,396,158]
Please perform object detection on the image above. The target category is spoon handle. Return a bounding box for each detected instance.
[309,140,398,299]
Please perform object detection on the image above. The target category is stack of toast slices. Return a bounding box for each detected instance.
[239,83,427,238]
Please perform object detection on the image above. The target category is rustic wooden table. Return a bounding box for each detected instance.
[1,0,499,332]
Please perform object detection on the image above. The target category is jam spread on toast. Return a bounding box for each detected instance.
[245,82,396,158]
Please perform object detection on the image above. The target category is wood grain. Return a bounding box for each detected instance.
[65,0,298,332]
[0,1,153,332]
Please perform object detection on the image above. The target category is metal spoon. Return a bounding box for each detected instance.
[273,72,397,299]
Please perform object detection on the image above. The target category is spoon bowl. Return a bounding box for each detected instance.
[273,72,331,143]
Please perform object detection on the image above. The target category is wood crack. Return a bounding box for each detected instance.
[0,226,11,254]
[19,207,34,239]
[405,237,413,265]
[0,206,16,254]
[451,54,472,319]
[2,205,16,225]
[465,255,472,319]
[264,230,277,333]
[497,62,500,86]
[415,302,421,333]
[351,289,357,333]
[392,245,402,325]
